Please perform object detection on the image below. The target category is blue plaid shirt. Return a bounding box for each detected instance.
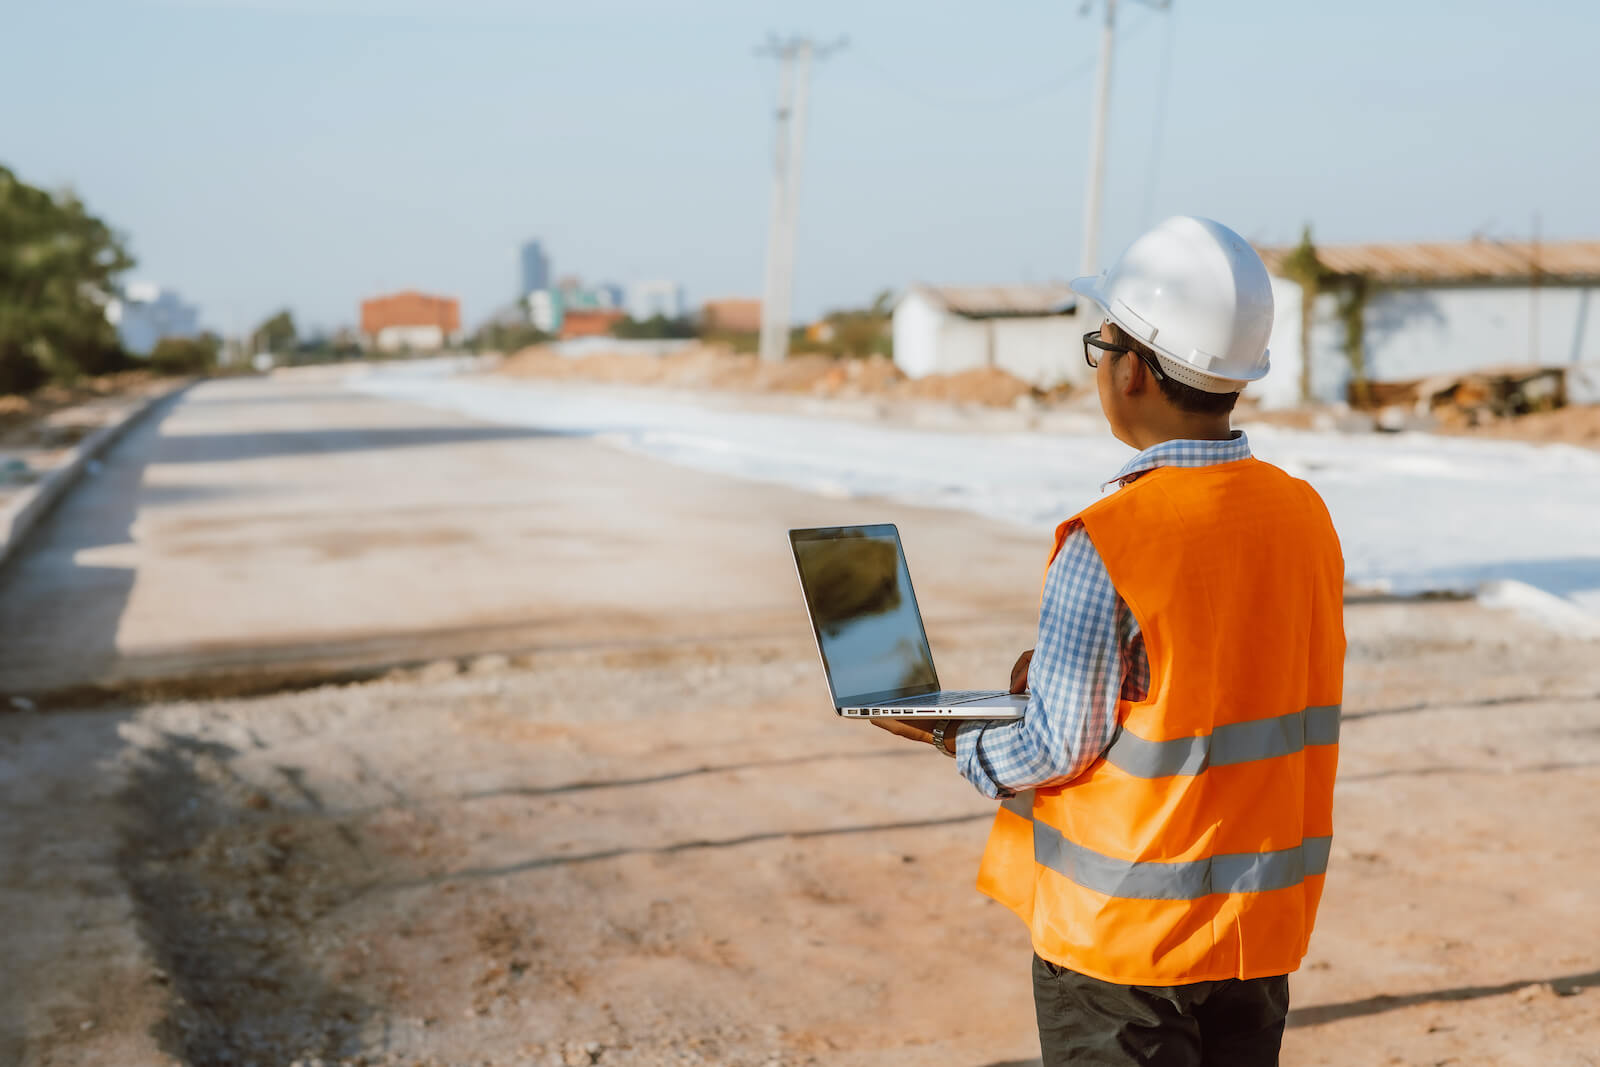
[955,432,1254,799]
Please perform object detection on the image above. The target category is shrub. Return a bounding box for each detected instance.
[0,343,48,396]
[148,335,219,376]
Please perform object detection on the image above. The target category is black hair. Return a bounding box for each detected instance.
[1106,322,1240,416]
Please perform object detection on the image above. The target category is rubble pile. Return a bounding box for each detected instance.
[497,344,1042,408]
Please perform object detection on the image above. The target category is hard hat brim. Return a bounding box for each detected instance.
[1069,274,1262,392]
[1069,274,1109,311]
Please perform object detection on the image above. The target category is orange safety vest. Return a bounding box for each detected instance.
[976,456,1345,986]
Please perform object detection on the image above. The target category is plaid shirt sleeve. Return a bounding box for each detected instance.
[954,522,1145,799]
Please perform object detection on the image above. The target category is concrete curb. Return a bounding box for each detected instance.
[0,382,189,569]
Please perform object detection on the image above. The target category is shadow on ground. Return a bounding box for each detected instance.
[1286,967,1600,1028]
[0,709,136,1064]
[152,425,577,464]
[0,389,187,693]
[118,729,373,1063]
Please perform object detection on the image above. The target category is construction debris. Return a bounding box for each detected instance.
[497,344,1041,408]
[1351,364,1576,429]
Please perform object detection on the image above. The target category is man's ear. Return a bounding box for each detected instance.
[1121,351,1150,397]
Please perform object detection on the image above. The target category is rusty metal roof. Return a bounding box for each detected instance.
[907,283,1077,318]
[1255,239,1600,286]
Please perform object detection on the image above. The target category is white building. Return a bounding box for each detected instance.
[1255,239,1600,408]
[892,284,1087,389]
[627,280,686,322]
[528,290,561,333]
[105,281,200,355]
[373,325,449,352]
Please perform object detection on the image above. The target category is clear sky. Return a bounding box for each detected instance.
[5,0,1597,336]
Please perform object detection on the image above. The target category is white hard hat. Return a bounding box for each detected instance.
[1070,216,1274,394]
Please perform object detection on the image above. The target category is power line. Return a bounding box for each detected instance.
[1140,3,1178,228]
[850,14,1160,113]
[1079,0,1172,277]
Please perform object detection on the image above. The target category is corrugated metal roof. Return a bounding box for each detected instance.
[908,283,1077,317]
[1255,239,1600,285]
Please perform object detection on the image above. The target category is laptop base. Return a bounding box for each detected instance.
[841,691,1027,720]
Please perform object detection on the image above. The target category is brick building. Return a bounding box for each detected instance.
[700,298,763,333]
[360,290,462,352]
[559,308,626,340]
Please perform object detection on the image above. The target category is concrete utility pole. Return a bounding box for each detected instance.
[1079,0,1171,278]
[757,35,844,363]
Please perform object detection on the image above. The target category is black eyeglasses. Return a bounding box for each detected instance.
[1083,327,1167,382]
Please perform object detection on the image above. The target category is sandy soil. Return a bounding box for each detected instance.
[0,373,161,442]
[497,344,1600,451]
[1445,402,1600,446]
[0,373,169,509]
[6,599,1598,1067]
[3,378,1598,1066]
[498,347,1045,410]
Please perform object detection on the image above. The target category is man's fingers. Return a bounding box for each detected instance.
[871,717,935,743]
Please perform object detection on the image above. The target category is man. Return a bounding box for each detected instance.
[874,216,1345,1066]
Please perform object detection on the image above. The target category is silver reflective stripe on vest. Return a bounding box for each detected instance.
[1000,789,1035,819]
[1030,820,1333,901]
[1103,704,1341,779]
[1304,704,1341,746]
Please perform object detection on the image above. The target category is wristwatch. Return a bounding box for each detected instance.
[930,720,957,757]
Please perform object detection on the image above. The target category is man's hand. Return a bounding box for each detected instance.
[870,717,938,745]
[1010,649,1034,694]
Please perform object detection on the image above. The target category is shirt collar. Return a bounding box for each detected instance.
[1104,430,1253,489]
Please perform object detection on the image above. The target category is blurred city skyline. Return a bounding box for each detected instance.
[4,0,1597,335]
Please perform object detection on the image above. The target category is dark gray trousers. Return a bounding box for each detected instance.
[1032,954,1290,1067]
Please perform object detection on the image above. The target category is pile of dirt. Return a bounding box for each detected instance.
[498,344,1042,408]
[896,366,1039,407]
[1454,402,1600,446]
[0,370,159,447]
[497,344,1600,448]
[1239,395,1600,451]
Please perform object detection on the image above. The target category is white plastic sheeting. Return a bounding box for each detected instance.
[349,368,1600,626]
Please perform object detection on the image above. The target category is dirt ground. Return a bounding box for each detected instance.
[2,377,1599,1066]
[0,372,163,447]
[498,344,1600,450]
[498,347,1046,410]
[0,373,169,508]
[5,600,1599,1067]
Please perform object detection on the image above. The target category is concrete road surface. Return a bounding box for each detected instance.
[0,374,1044,698]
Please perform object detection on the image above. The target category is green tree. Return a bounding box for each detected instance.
[0,164,134,393]
[251,309,297,353]
[815,289,895,359]
[611,314,696,340]
[148,333,220,376]
[470,320,549,354]
[1279,226,1373,407]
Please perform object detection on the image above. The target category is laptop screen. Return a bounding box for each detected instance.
[790,525,939,706]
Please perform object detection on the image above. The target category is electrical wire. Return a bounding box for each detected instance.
[852,10,1160,113]
[1140,3,1177,227]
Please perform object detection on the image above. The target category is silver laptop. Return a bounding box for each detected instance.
[789,524,1028,719]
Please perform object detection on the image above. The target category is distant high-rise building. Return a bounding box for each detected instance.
[520,240,550,298]
[105,281,201,355]
[627,280,686,322]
